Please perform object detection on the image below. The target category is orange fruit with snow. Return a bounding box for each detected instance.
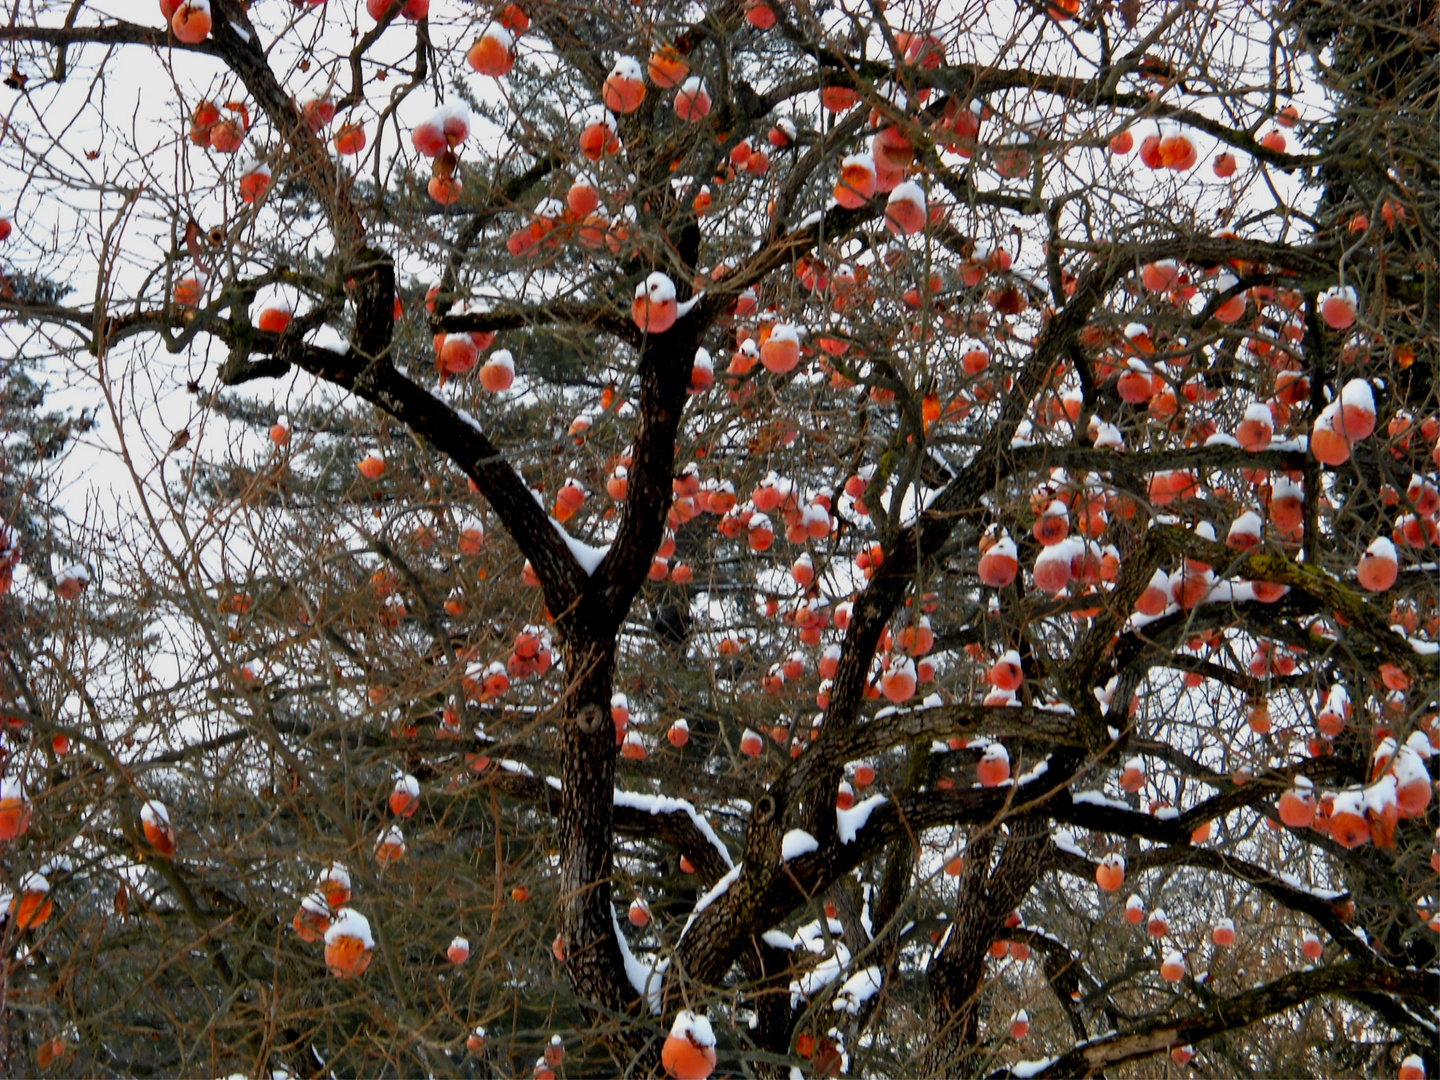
[1310,412,1351,465]
[0,779,31,841]
[324,909,374,978]
[747,514,774,551]
[1336,378,1376,440]
[256,303,291,334]
[388,775,419,817]
[467,24,514,77]
[884,182,926,235]
[1320,286,1356,329]
[173,276,205,307]
[554,478,586,521]
[1357,537,1398,592]
[302,97,335,132]
[318,863,351,907]
[879,656,917,703]
[1235,403,1273,451]
[374,825,406,865]
[977,534,1018,588]
[1119,757,1145,793]
[578,106,619,160]
[977,743,1010,787]
[1116,360,1158,405]
[760,324,801,373]
[293,892,331,942]
[1393,744,1432,818]
[544,1035,565,1067]
[662,1011,717,1080]
[1025,498,1071,544]
[673,78,711,121]
[632,273,678,334]
[1159,950,1186,982]
[647,47,688,87]
[620,730,647,760]
[1212,274,1248,322]
[1157,130,1196,169]
[1095,854,1125,892]
[1328,790,1370,848]
[834,154,876,208]
[1277,781,1316,828]
[987,650,1023,692]
[357,451,385,479]
[1140,259,1182,294]
[602,57,646,113]
[171,1,212,43]
[455,517,484,555]
[141,800,175,857]
[11,872,52,930]
[479,349,516,393]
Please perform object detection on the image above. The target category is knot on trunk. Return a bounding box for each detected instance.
[574,702,605,734]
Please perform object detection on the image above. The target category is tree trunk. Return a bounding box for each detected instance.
[922,818,1048,1077]
[557,631,634,1026]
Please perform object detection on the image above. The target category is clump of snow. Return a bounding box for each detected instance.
[19,871,48,895]
[1012,1056,1060,1078]
[832,966,883,1014]
[638,272,676,303]
[782,829,819,861]
[762,929,798,950]
[669,1010,715,1047]
[1074,790,1130,810]
[324,908,374,948]
[837,794,886,844]
[1052,828,1084,856]
[608,56,643,82]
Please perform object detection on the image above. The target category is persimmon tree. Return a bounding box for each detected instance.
[0,0,1436,1076]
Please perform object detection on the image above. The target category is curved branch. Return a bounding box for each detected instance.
[225,332,588,616]
[1013,961,1438,1078]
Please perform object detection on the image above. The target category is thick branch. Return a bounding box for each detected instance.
[1017,962,1439,1078]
